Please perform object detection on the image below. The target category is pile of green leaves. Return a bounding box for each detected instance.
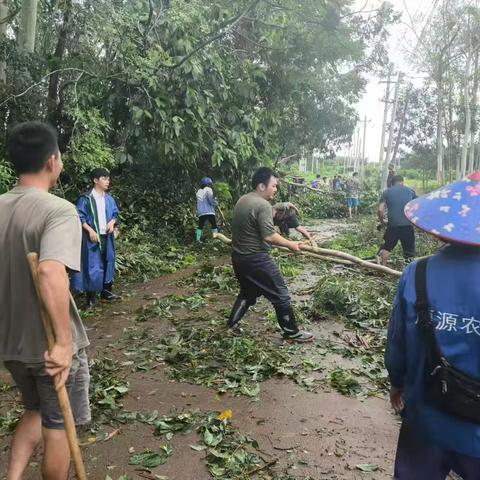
[311,261,396,395]
[184,262,238,294]
[312,271,395,326]
[90,358,130,423]
[127,410,269,479]
[296,191,346,220]
[157,321,320,396]
[116,227,198,282]
[135,293,206,322]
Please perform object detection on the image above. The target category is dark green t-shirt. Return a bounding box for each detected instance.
[232,192,275,255]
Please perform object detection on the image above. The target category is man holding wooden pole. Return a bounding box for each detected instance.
[0,122,90,479]
[227,167,313,342]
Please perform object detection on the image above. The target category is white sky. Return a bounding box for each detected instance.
[348,0,435,162]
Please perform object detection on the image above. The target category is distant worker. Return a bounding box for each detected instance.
[311,174,322,189]
[387,162,396,188]
[332,175,341,191]
[345,172,361,218]
[377,175,417,265]
[195,176,218,243]
[322,176,328,187]
[273,202,313,241]
[385,171,480,479]
[71,168,120,307]
[227,167,313,342]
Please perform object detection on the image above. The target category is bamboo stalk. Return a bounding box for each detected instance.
[27,253,88,480]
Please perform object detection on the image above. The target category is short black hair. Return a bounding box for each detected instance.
[7,121,59,175]
[353,172,358,177]
[251,167,278,190]
[91,167,110,182]
[316,174,321,178]
[392,175,404,185]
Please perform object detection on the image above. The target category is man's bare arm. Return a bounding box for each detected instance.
[378,202,386,223]
[295,226,311,241]
[38,260,73,389]
[264,232,301,252]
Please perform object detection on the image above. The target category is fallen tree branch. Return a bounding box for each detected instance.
[283,179,331,193]
[213,233,401,278]
[300,244,401,277]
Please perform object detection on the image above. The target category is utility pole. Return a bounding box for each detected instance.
[382,72,403,190]
[391,88,411,168]
[379,69,392,168]
[359,115,370,179]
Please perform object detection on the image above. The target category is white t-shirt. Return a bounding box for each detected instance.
[92,189,107,234]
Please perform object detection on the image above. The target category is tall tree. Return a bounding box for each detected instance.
[18,0,38,52]
[0,0,7,83]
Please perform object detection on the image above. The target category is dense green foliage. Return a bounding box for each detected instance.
[0,0,397,241]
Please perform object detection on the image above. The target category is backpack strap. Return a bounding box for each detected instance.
[414,257,445,369]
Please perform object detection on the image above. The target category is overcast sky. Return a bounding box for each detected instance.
[349,0,434,163]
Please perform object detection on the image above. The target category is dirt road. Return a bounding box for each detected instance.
[0,220,399,479]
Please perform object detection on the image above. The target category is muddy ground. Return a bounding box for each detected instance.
[0,219,400,480]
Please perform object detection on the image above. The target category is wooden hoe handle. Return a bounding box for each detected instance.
[27,253,88,480]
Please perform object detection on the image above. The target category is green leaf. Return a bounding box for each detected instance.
[129,450,171,468]
[356,463,379,472]
[190,444,207,451]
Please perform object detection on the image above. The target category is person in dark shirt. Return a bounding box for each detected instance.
[378,175,417,265]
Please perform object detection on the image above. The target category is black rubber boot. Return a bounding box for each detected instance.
[101,283,118,300]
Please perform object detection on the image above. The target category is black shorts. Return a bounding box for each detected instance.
[275,213,300,236]
[382,225,415,258]
[198,214,217,229]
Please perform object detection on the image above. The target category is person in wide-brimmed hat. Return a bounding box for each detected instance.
[385,171,480,479]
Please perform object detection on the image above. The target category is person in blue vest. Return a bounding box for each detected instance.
[71,168,120,307]
[385,171,480,479]
[195,176,218,242]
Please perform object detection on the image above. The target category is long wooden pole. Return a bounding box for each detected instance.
[27,253,88,480]
[213,233,402,278]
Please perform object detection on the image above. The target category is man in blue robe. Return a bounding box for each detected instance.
[71,168,120,307]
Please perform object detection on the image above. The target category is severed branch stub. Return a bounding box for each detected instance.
[213,232,402,278]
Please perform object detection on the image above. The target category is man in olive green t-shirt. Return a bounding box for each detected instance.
[0,122,90,480]
[228,167,313,342]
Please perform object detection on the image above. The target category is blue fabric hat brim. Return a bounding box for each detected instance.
[405,173,480,246]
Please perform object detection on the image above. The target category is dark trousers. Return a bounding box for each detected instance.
[382,225,415,259]
[394,422,480,479]
[228,252,299,334]
[198,214,217,229]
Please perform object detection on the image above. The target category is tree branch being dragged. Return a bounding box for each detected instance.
[213,233,402,278]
